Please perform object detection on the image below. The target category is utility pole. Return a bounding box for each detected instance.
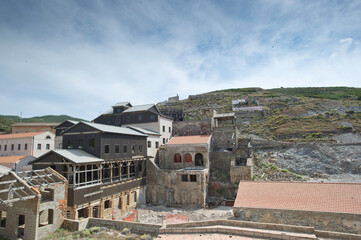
[20,112,22,123]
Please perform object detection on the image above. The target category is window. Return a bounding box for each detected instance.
[104,200,111,209]
[46,136,51,139]
[174,153,181,163]
[155,142,159,148]
[185,153,192,162]
[24,144,27,150]
[162,126,165,132]
[115,145,120,154]
[126,115,131,123]
[4,145,7,151]
[138,145,142,153]
[195,153,204,166]
[37,144,41,150]
[18,144,21,150]
[138,114,142,121]
[169,127,171,133]
[147,141,151,148]
[127,194,130,205]
[150,114,155,120]
[138,162,143,172]
[89,139,95,148]
[132,191,137,202]
[190,175,197,182]
[123,145,127,153]
[11,144,14,150]
[163,138,165,144]
[46,144,50,150]
[78,139,84,148]
[0,145,1,151]
[68,139,72,148]
[104,145,110,154]
[181,175,188,182]
[131,145,135,154]
[0,211,6,227]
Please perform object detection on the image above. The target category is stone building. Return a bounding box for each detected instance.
[0,168,67,240]
[0,132,55,157]
[31,122,147,220]
[147,135,211,207]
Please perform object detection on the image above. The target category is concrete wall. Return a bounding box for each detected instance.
[0,137,33,156]
[230,165,253,182]
[233,207,361,234]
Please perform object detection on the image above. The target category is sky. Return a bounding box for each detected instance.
[1,0,361,120]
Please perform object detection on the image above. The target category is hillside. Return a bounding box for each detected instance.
[0,115,86,133]
[159,87,361,142]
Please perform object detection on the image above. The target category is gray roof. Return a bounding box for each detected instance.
[68,120,79,124]
[126,126,161,136]
[53,149,104,164]
[123,104,155,113]
[112,102,131,107]
[80,122,148,137]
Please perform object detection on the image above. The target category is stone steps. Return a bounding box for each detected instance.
[160,225,318,239]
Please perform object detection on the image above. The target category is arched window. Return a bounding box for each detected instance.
[195,153,204,167]
[46,136,51,139]
[185,153,192,162]
[174,153,181,163]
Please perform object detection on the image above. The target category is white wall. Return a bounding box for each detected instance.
[33,132,55,157]
[0,138,33,156]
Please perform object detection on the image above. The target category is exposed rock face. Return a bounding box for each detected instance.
[257,143,361,176]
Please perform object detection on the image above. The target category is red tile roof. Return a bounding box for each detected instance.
[167,135,211,145]
[234,181,361,214]
[0,132,45,139]
[0,155,27,168]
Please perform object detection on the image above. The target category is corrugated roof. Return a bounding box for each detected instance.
[52,149,104,164]
[81,122,147,137]
[0,155,27,164]
[234,181,361,214]
[167,135,211,145]
[112,102,131,107]
[0,132,46,139]
[126,126,161,136]
[123,104,155,113]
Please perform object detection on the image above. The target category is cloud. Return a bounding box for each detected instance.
[0,0,361,120]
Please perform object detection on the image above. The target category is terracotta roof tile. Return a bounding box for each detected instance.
[0,156,27,163]
[167,135,211,145]
[0,132,46,139]
[234,181,361,214]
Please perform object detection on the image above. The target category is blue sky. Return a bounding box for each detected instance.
[0,0,360,120]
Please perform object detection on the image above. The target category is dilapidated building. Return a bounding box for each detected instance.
[0,168,67,240]
[32,122,147,220]
[147,135,212,207]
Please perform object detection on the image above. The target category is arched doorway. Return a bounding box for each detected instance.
[195,153,204,167]
[185,153,192,162]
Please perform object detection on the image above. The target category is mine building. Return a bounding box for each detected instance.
[0,132,55,158]
[93,102,173,158]
[31,121,147,220]
[0,167,67,240]
[54,120,78,149]
[147,135,212,207]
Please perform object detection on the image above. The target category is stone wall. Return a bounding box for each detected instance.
[233,207,361,234]
[173,120,212,136]
[230,165,253,182]
[210,151,232,171]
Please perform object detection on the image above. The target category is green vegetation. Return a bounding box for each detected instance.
[0,115,86,133]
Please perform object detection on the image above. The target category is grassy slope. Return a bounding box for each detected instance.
[159,87,361,142]
[0,115,85,133]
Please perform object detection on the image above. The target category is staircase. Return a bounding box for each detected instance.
[159,220,318,239]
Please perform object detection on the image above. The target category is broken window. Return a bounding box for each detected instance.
[195,153,204,167]
[190,175,197,182]
[123,145,127,153]
[0,211,6,227]
[138,145,142,153]
[89,139,95,148]
[104,200,111,209]
[104,145,110,154]
[235,157,247,166]
[185,153,192,162]
[147,141,151,148]
[174,153,181,163]
[39,209,53,227]
[129,162,135,178]
[181,175,188,182]
[115,145,120,154]
[78,139,84,148]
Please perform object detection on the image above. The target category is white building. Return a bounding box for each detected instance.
[0,131,55,157]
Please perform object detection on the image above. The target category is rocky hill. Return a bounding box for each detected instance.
[159,87,361,182]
